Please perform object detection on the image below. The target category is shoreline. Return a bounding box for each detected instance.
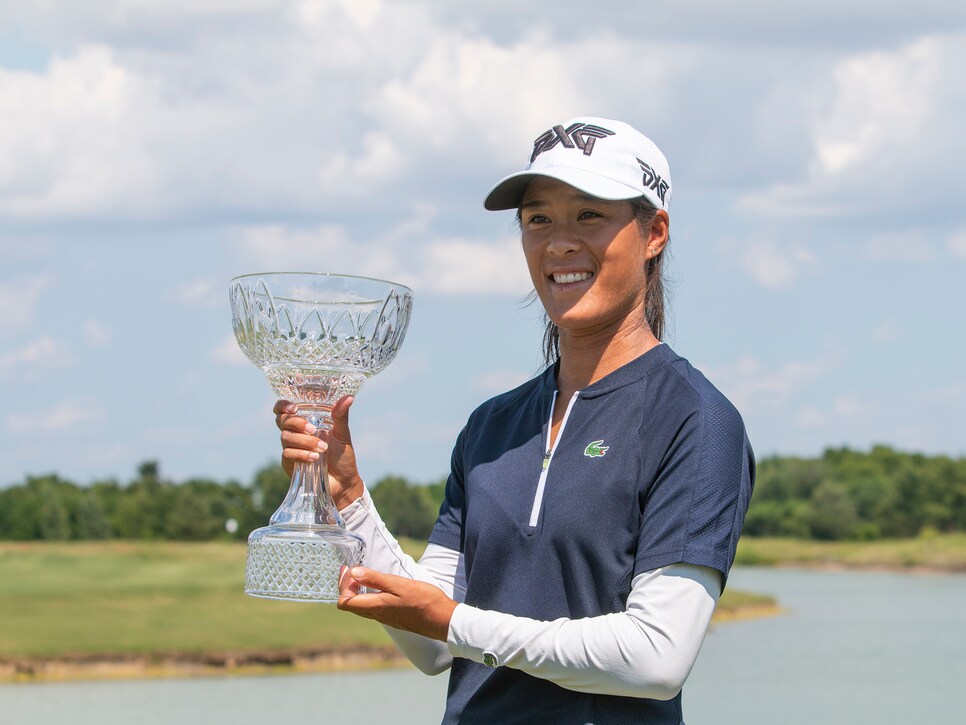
[6,553,963,686]
[0,645,410,684]
[740,561,966,576]
[0,601,781,685]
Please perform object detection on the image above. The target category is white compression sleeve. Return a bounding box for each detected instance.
[340,489,465,674]
[446,563,721,700]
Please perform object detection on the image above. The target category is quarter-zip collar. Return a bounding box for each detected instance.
[528,389,581,528]
[539,342,673,399]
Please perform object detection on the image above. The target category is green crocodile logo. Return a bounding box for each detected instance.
[584,440,609,458]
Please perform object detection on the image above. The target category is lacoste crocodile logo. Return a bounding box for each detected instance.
[584,440,609,458]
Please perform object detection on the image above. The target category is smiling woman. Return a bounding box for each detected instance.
[273,116,755,724]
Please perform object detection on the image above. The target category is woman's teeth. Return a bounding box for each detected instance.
[552,272,593,284]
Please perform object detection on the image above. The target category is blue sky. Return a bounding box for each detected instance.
[1,1,964,488]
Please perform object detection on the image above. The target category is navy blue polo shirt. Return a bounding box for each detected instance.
[429,343,754,724]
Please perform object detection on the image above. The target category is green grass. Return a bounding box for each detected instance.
[0,541,390,659]
[735,533,966,571]
[20,534,957,661]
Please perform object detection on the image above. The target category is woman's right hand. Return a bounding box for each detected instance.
[273,396,366,510]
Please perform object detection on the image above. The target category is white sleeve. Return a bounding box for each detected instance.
[446,563,721,700]
[340,488,466,675]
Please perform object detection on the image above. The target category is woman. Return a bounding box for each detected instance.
[274,116,755,724]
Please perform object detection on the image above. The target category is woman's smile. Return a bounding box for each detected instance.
[550,270,594,285]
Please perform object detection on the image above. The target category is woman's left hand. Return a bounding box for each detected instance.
[338,567,458,642]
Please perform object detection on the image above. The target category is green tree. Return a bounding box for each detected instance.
[74,494,112,539]
[112,461,173,539]
[807,481,857,540]
[370,475,439,539]
[39,496,71,540]
[251,462,292,524]
[164,480,227,540]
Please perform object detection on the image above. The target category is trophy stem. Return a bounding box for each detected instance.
[269,408,344,529]
[244,406,367,603]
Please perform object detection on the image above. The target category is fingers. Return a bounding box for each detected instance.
[275,399,322,465]
[282,449,319,466]
[274,400,309,434]
[337,567,390,614]
[338,565,364,597]
[280,429,323,450]
[330,396,354,444]
[336,568,456,641]
[275,398,352,439]
[272,400,297,416]
[343,566,391,593]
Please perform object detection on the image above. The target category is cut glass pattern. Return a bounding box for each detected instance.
[230,273,413,602]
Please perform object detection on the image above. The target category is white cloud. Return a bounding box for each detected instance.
[0,45,157,218]
[794,393,866,430]
[365,27,693,187]
[796,404,825,429]
[370,31,587,164]
[0,336,74,377]
[704,353,841,413]
[0,274,49,332]
[832,394,862,416]
[863,231,938,263]
[317,131,404,193]
[417,237,532,296]
[872,319,898,343]
[233,221,532,298]
[473,368,531,395]
[5,402,101,434]
[211,334,248,365]
[83,319,112,346]
[238,224,358,271]
[169,278,222,307]
[717,237,815,288]
[0,1,693,225]
[234,223,412,287]
[948,228,966,259]
[740,241,815,288]
[740,33,966,218]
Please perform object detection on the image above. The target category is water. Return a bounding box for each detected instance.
[1,567,962,725]
[685,567,965,724]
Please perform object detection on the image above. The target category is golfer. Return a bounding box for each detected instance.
[274,116,755,724]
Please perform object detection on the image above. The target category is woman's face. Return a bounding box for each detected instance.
[520,176,666,339]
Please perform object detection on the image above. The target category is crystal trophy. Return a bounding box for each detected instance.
[229,273,413,602]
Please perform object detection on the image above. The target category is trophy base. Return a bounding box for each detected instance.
[244,524,366,603]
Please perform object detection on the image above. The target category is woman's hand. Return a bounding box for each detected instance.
[337,567,458,642]
[273,396,365,509]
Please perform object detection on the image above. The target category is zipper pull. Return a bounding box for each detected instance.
[542,452,551,470]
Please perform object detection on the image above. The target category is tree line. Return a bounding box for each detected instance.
[0,460,447,543]
[746,445,966,539]
[1,445,964,542]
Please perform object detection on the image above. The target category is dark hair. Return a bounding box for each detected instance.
[533,197,670,366]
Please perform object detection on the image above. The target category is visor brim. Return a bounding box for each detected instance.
[483,168,644,211]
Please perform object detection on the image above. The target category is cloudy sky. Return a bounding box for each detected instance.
[1,0,964,490]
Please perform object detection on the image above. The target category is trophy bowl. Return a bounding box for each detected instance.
[229,272,413,602]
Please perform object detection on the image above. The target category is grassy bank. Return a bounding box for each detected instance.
[735,533,966,571]
[4,537,886,680]
[0,541,390,661]
[0,540,772,659]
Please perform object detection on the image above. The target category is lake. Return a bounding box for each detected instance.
[1,567,962,724]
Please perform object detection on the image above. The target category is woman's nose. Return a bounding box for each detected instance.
[545,229,581,256]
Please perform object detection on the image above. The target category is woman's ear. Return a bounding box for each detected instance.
[645,210,670,259]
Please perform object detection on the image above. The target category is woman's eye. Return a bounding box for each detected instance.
[578,210,602,220]
[527,214,550,224]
